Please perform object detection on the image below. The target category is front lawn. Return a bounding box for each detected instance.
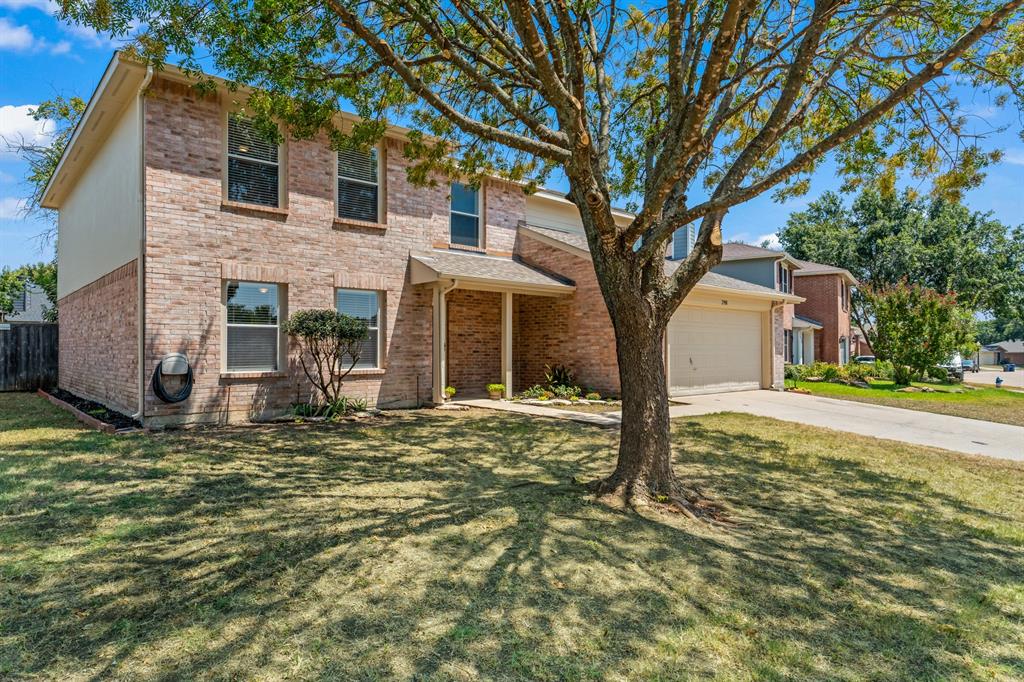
[793,378,1024,426]
[2,392,1023,680]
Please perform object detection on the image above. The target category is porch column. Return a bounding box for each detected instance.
[432,284,450,404]
[804,330,815,365]
[501,290,513,398]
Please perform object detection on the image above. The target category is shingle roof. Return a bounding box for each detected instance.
[520,224,590,253]
[793,314,823,328]
[520,225,795,299]
[791,258,856,281]
[986,340,1024,353]
[409,249,575,291]
[721,242,786,261]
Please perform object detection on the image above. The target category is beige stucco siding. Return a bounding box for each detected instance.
[57,96,142,298]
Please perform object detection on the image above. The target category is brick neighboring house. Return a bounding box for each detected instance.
[712,244,859,366]
[980,340,1024,366]
[43,54,801,426]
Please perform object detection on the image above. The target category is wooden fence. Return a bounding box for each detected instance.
[0,323,58,392]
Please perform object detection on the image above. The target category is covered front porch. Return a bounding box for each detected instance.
[792,315,822,365]
[409,249,575,402]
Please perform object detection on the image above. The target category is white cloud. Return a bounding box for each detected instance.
[755,232,781,249]
[1001,149,1024,166]
[0,0,58,11]
[0,196,27,220]
[0,104,55,155]
[0,170,16,184]
[0,17,35,50]
[0,17,76,53]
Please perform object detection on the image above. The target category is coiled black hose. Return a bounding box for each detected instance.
[151,360,194,403]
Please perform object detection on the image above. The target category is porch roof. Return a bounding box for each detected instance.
[409,249,575,295]
[793,314,823,330]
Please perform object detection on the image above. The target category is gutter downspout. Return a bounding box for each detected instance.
[132,65,154,421]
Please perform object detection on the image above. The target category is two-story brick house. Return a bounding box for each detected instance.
[709,243,858,366]
[43,54,801,426]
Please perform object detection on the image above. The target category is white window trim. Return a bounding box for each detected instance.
[222,110,287,210]
[336,144,385,224]
[336,288,384,370]
[222,280,286,374]
[449,181,484,248]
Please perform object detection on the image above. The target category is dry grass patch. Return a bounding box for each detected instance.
[1,392,1022,680]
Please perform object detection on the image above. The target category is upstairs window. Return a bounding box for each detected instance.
[777,262,792,293]
[227,115,280,208]
[337,146,380,223]
[225,281,281,372]
[841,281,850,311]
[450,182,481,247]
[336,289,381,369]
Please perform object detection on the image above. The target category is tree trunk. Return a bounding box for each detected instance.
[588,296,719,518]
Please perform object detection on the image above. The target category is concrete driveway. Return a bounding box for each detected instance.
[965,368,1024,389]
[670,390,1024,461]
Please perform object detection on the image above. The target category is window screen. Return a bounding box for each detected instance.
[227,115,280,208]
[226,281,280,371]
[336,288,380,369]
[338,147,379,222]
[450,182,480,247]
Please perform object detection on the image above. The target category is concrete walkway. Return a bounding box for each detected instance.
[460,391,1024,461]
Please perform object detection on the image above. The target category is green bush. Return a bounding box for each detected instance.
[784,364,804,380]
[873,359,895,380]
[585,392,601,401]
[544,364,574,388]
[282,308,369,405]
[552,384,582,399]
[486,383,505,394]
[518,385,548,399]
[926,366,948,382]
[843,362,874,383]
[893,365,914,386]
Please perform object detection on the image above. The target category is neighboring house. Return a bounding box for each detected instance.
[710,244,858,366]
[42,54,801,426]
[980,340,1024,366]
[2,283,50,323]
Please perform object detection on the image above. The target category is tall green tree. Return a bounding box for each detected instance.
[779,189,1024,349]
[867,282,976,384]
[61,0,1024,512]
[977,315,1024,344]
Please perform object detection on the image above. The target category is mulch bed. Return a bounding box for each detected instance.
[41,388,140,432]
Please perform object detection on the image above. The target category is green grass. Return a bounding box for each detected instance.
[793,378,1024,426]
[1,392,1023,680]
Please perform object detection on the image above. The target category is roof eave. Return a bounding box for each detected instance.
[694,282,804,304]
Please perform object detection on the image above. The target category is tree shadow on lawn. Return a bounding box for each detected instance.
[1,401,1022,680]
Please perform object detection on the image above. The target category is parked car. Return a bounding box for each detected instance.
[940,353,964,381]
[853,355,876,364]
[961,358,979,373]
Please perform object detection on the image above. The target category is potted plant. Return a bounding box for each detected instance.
[486,383,505,400]
[443,386,456,402]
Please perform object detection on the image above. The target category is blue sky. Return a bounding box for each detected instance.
[2,4,1024,269]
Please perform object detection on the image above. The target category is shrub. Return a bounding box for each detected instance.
[552,384,582,399]
[486,383,505,394]
[585,392,601,401]
[873,359,895,380]
[282,309,369,405]
[784,364,804,380]
[893,364,914,386]
[843,362,873,383]
[544,364,574,389]
[518,384,548,399]
[444,386,456,399]
[926,366,948,382]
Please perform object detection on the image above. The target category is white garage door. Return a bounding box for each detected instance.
[668,306,762,395]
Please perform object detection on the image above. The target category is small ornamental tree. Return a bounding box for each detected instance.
[282,309,369,404]
[867,283,976,384]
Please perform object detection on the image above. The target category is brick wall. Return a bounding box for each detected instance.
[793,274,851,364]
[58,259,138,415]
[446,289,502,395]
[141,77,525,424]
[513,233,620,395]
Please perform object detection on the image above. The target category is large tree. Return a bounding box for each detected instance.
[61,0,1024,513]
[779,188,1024,348]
